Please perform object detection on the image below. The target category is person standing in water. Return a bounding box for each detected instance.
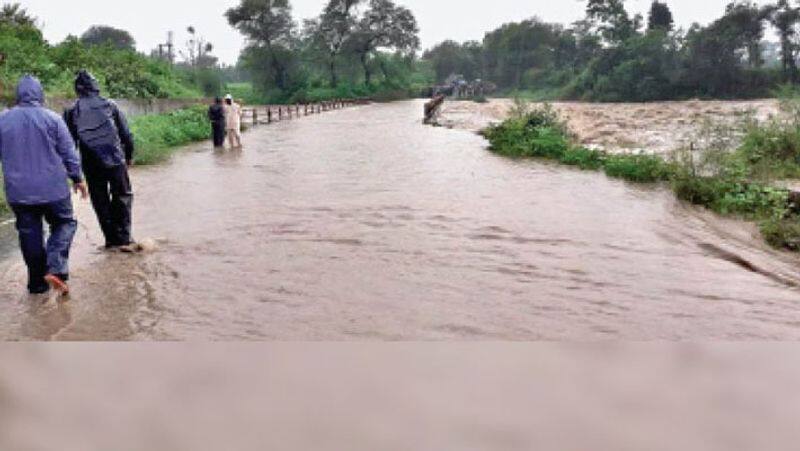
[0,75,88,295]
[64,70,137,253]
[208,97,226,148]
[223,94,243,149]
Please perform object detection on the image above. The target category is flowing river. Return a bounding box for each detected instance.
[0,100,798,341]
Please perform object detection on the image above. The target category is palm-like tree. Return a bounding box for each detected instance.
[0,3,36,27]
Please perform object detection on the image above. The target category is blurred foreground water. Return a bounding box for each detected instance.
[1,344,799,450]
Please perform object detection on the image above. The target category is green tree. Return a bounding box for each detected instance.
[423,40,482,83]
[350,0,420,85]
[768,0,800,82]
[482,19,566,89]
[226,0,297,91]
[586,0,641,45]
[721,1,771,69]
[80,25,136,50]
[0,3,35,27]
[309,0,363,87]
[647,1,674,32]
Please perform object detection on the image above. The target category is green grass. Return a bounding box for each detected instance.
[129,106,212,165]
[483,104,800,252]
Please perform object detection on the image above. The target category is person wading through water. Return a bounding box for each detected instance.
[223,94,242,149]
[0,75,88,295]
[208,97,226,148]
[64,70,138,253]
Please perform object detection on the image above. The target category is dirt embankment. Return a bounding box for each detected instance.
[439,98,781,155]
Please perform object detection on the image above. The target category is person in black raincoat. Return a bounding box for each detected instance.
[64,70,137,252]
[208,97,226,148]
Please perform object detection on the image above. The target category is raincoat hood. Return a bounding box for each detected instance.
[16,75,44,106]
[74,70,101,97]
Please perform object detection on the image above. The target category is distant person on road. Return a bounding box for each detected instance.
[224,94,242,149]
[0,75,88,295]
[208,97,226,148]
[64,70,137,253]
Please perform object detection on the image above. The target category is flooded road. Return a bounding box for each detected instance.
[0,100,798,341]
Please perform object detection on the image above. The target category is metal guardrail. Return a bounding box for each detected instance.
[241,99,371,127]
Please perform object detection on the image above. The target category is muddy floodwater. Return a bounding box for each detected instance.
[0,100,799,341]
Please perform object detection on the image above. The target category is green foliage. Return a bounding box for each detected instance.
[559,146,604,170]
[483,104,571,158]
[80,25,136,51]
[603,153,673,182]
[0,24,201,102]
[129,106,212,165]
[673,174,789,218]
[760,217,800,250]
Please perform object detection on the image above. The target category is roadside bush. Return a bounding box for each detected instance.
[760,218,800,251]
[559,146,605,170]
[130,106,211,165]
[603,154,673,183]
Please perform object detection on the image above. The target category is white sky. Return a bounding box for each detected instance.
[16,0,776,65]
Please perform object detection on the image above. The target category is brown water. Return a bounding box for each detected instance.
[3,344,800,450]
[0,100,798,341]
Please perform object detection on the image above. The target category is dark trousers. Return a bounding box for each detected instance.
[212,121,226,147]
[11,198,78,294]
[85,163,133,247]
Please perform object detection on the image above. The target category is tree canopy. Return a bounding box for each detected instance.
[80,25,136,51]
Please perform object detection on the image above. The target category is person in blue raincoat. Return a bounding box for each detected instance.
[0,75,88,295]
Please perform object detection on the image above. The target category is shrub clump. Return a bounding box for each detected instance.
[483,103,674,183]
[760,218,800,251]
[130,106,212,165]
[604,154,673,183]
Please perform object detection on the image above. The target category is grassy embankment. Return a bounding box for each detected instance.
[482,99,800,251]
[129,106,211,165]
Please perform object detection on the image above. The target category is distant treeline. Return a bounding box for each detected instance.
[225,0,433,104]
[423,0,800,101]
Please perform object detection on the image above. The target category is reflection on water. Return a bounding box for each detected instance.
[0,100,798,340]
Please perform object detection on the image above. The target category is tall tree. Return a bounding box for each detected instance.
[350,0,420,85]
[310,0,363,87]
[226,0,297,90]
[80,25,136,51]
[647,1,674,32]
[721,1,771,69]
[0,3,35,27]
[423,40,482,83]
[181,26,217,68]
[586,0,640,45]
[769,0,800,82]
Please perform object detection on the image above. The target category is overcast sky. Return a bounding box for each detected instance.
[17,0,775,65]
